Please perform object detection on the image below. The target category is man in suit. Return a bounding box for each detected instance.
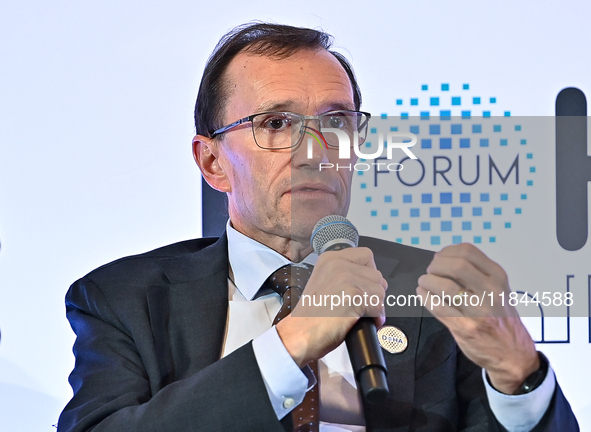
[58,23,578,431]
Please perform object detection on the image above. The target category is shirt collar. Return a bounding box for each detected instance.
[226,220,318,301]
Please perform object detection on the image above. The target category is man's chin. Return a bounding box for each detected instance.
[289,207,346,243]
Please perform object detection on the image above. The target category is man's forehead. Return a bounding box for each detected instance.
[223,49,355,115]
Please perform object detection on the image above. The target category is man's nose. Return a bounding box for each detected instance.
[291,125,331,168]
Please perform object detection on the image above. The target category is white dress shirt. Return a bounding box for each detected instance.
[221,221,555,432]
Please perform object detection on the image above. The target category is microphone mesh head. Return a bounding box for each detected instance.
[311,215,359,255]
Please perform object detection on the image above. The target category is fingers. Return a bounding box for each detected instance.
[314,259,387,290]
[416,243,512,318]
[295,247,387,318]
[429,243,508,288]
[314,247,388,290]
[423,243,510,302]
[415,244,539,392]
[297,273,386,318]
[415,284,464,318]
[319,247,377,270]
[373,316,386,329]
[425,257,481,291]
[280,247,388,366]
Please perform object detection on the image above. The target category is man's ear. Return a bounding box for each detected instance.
[192,135,231,193]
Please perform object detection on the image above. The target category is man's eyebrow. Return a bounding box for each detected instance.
[253,100,356,114]
[254,100,297,113]
[322,102,356,112]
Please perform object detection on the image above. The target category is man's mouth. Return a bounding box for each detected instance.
[287,183,336,195]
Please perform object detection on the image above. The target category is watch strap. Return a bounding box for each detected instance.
[516,351,549,394]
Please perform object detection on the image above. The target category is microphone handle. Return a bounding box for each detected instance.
[345,317,389,404]
[322,241,389,403]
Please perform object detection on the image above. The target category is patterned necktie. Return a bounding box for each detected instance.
[263,263,319,432]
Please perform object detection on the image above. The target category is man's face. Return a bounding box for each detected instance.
[201,48,357,248]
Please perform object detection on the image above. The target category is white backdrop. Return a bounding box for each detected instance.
[1,1,590,430]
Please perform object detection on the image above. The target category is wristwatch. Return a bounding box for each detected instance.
[516,351,549,394]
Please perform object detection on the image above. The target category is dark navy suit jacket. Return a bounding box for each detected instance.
[57,234,579,431]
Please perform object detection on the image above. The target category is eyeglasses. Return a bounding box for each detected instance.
[210,110,371,150]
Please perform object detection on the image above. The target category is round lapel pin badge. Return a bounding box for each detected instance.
[377,326,408,354]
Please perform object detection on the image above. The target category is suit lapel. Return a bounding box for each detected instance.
[360,237,423,431]
[147,234,229,385]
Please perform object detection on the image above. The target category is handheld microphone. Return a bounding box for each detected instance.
[311,215,389,404]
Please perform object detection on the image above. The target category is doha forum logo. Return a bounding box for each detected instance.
[350,83,537,247]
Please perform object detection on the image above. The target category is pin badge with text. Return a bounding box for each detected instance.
[377,326,408,354]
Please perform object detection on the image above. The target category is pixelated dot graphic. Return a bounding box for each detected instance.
[349,83,535,248]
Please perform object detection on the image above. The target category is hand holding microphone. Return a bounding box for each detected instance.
[311,215,389,403]
[275,215,389,403]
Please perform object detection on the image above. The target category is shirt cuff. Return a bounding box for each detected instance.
[252,326,313,420]
[482,365,556,432]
